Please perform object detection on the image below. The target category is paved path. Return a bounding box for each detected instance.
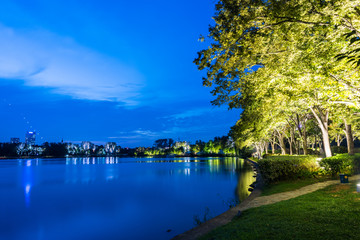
[173,174,360,240]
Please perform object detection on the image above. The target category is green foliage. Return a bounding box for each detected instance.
[190,144,200,154]
[319,153,360,176]
[258,155,319,183]
[238,147,254,159]
[306,148,320,155]
[353,155,360,174]
[336,29,360,67]
[331,146,348,154]
[196,0,360,158]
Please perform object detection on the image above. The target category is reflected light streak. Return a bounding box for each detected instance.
[25,184,31,207]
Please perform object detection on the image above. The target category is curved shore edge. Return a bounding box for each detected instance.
[172,159,264,240]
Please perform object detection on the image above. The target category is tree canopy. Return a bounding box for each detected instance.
[196,0,360,157]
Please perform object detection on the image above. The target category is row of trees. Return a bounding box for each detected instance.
[0,137,237,158]
[196,0,360,157]
[135,136,236,156]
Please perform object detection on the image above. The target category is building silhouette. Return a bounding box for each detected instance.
[25,131,36,146]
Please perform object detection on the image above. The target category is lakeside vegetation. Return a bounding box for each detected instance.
[255,154,360,193]
[193,153,360,239]
[251,154,360,184]
[196,0,360,160]
[190,1,360,236]
[201,182,360,240]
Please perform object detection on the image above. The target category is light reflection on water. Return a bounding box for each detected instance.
[0,157,254,240]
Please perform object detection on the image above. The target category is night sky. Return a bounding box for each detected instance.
[0,0,240,147]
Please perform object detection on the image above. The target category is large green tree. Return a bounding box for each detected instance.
[196,0,360,157]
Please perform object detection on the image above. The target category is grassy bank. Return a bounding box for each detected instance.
[201,182,360,240]
[255,154,360,196]
[198,154,360,239]
[261,176,333,196]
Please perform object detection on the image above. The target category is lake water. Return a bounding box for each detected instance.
[0,157,255,240]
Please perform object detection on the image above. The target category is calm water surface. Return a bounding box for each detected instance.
[0,157,254,240]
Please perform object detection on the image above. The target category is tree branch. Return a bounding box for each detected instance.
[330,74,360,95]
[263,16,330,29]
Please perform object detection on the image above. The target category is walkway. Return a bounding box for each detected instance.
[173,174,360,240]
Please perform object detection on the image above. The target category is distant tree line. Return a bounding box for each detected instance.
[134,136,238,157]
[0,136,248,158]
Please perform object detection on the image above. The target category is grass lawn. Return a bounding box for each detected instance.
[261,176,334,196]
[201,182,360,240]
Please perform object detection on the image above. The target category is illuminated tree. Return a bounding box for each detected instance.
[196,0,360,157]
[190,144,200,154]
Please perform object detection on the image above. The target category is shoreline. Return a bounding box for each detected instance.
[172,159,263,240]
[0,154,238,160]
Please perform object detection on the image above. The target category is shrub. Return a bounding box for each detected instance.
[257,155,319,183]
[353,154,360,174]
[238,147,253,158]
[319,153,360,176]
[307,148,320,155]
[331,146,348,154]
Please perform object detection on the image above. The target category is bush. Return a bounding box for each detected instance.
[238,147,253,158]
[307,148,320,155]
[257,155,319,183]
[353,154,360,174]
[319,153,360,176]
[331,146,348,154]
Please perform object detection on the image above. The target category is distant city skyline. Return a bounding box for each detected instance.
[6,132,222,147]
[0,0,241,147]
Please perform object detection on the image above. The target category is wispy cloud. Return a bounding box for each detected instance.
[133,129,159,137]
[108,136,140,139]
[165,107,216,120]
[108,129,160,140]
[0,24,144,106]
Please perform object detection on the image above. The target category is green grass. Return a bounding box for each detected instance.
[261,176,333,196]
[200,182,360,240]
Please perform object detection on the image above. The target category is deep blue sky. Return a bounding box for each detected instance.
[0,0,240,147]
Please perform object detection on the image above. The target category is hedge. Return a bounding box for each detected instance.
[257,155,319,183]
[320,153,360,176]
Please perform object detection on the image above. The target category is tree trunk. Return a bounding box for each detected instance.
[277,134,286,155]
[293,114,308,155]
[289,126,296,155]
[310,106,332,158]
[337,135,341,147]
[319,141,324,155]
[265,142,269,154]
[275,129,287,155]
[302,125,308,155]
[270,142,275,154]
[294,141,299,155]
[343,119,355,155]
[310,137,314,149]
